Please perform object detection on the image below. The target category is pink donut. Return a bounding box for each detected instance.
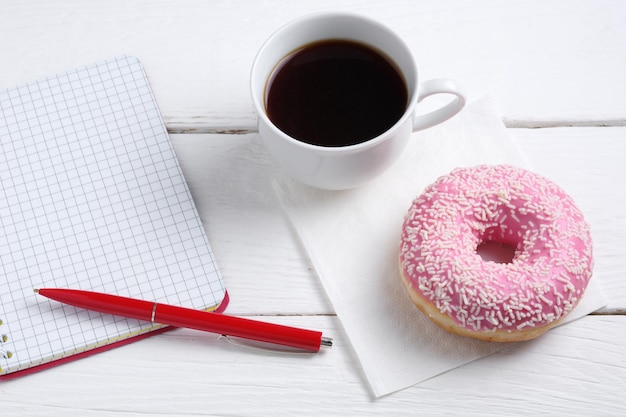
[399,165,593,342]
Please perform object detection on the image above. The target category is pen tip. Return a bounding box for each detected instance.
[33,288,39,293]
[321,336,333,348]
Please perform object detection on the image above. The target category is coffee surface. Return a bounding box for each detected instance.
[266,40,408,147]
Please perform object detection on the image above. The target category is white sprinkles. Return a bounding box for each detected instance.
[399,165,593,333]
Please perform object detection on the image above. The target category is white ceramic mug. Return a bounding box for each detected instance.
[250,12,466,190]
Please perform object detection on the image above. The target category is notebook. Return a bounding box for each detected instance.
[0,56,227,378]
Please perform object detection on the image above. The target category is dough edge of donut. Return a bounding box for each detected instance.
[399,260,566,343]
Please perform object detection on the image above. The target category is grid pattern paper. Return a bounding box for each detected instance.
[0,56,226,376]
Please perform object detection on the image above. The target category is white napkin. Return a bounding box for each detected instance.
[274,96,607,397]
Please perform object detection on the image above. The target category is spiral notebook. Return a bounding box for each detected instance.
[0,56,227,378]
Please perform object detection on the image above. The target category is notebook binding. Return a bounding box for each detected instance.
[0,319,12,363]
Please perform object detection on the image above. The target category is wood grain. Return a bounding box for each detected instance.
[169,128,626,314]
[1,0,625,131]
[1,315,624,416]
[2,1,625,414]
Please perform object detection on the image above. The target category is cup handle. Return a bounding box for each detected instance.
[412,78,466,132]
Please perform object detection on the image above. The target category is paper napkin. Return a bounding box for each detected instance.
[274,96,607,397]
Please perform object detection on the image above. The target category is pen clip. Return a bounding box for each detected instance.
[217,335,328,355]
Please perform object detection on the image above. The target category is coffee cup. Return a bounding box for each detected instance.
[250,12,466,190]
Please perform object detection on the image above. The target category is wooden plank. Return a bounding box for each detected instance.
[169,128,626,314]
[1,0,625,131]
[169,133,332,315]
[2,315,624,416]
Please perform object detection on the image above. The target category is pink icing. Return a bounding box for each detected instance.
[399,165,593,333]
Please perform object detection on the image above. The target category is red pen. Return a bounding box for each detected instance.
[35,288,332,352]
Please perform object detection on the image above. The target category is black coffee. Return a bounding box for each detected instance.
[265,39,408,147]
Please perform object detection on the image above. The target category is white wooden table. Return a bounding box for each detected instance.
[1,1,625,415]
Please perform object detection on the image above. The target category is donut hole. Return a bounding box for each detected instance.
[476,241,516,264]
[476,225,518,264]
[474,210,524,264]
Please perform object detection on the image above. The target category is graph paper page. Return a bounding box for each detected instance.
[0,56,226,376]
